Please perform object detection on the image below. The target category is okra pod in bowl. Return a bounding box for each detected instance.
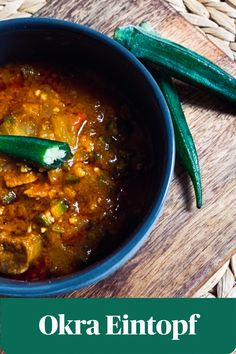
[0,18,174,296]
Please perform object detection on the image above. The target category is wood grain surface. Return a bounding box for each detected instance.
[36,0,236,298]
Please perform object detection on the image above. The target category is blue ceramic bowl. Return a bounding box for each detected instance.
[0,18,175,296]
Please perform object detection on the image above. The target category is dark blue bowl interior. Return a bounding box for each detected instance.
[0,18,174,296]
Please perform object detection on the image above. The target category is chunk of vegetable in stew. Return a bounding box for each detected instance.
[0,63,152,280]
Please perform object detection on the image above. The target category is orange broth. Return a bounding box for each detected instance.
[0,63,152,280]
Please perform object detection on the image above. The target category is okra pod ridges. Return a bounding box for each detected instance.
[114,25,236,104]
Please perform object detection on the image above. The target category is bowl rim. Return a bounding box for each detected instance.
[0,17,175,297]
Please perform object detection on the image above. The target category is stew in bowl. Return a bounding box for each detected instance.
[0,18,174,296]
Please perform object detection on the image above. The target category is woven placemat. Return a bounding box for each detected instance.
[0,0,46,18]
[167,0,236,60]
[0,0,235,299]
[194,255,236,297]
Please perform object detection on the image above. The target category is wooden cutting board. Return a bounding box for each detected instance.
[37,0,236,298]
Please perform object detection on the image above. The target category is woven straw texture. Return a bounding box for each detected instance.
[194,255,236,298]
[0,0,235,299]
[167,0,236,60]
[0,0,46,18]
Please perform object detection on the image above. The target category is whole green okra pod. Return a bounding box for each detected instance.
[117,22,203,208]
[114,25,236,104]
[153,71,202,208]
[139,22,202,208]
